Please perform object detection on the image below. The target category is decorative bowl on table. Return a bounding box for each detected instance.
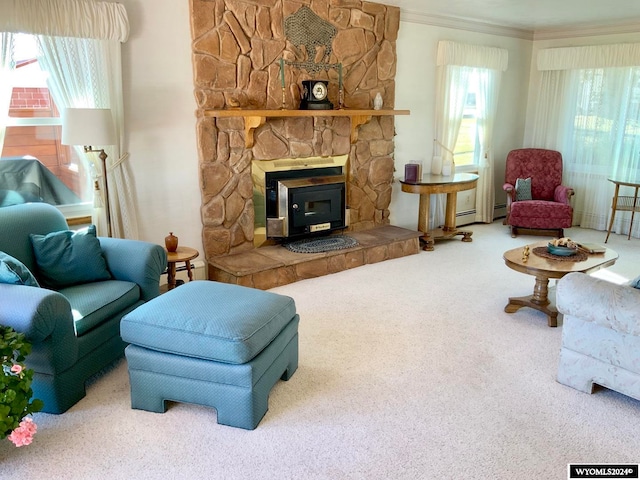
[547,243,577,256]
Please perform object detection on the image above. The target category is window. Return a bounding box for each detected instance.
[1,34,93,216]
[434,40,507,224]
[2,0,133,238]
[532,43,640,236]
[453,73,480,168]
[568,67,640,176]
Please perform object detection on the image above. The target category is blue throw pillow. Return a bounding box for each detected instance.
[629,275,640,289]
[0,251,40,287]
[515,177,532,201]
[30,225,111,288]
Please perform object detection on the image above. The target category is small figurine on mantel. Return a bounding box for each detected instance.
[373,92,383,110]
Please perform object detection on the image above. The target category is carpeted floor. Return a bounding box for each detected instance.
[1,221,639,479]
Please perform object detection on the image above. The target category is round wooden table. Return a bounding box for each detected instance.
[166,246,199,290]
[401,172,479,250]
[503,241,618,326]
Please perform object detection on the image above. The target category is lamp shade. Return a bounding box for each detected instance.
[61,108,116,146]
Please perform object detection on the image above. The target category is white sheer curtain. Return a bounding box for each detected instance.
[433,41,508,227]
[529,70,569,148]
[36,36,109,235]
[37,36,138,238]
[102,41,138,239]
[0,33,14,153]
[1,0,137,238]
[531,43,640,238]
[432,64,471,227]
[475,68,502,223]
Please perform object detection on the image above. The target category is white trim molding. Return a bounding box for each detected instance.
[400,9,640,42]
[534,21,640,41]
[400,10,533,40]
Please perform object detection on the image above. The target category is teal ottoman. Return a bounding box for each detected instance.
[120,280,299,430]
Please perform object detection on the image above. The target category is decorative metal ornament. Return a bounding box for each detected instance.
[284,6,337,65]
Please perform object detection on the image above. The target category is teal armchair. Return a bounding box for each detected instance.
[0,203,167,413]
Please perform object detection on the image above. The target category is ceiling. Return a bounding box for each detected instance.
[374,0,640,33]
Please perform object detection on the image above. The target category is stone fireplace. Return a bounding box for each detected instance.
[191,0,419,289]
[188,0,417,287]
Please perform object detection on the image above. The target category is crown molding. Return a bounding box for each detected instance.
[533,21,640,40]
[399,10,534,40]
[399,9,640,42]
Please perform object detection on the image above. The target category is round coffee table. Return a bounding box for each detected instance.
[503,241,618,327]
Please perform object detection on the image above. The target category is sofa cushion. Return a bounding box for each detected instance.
[30,225,111,288]
[59,280,140,336]
[121,281,297,365]
[0,251,40,287]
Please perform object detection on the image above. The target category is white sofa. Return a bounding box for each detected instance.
[556,272,640,401]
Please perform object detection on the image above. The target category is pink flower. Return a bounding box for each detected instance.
[10,364,23,375]
[7,417,37,447]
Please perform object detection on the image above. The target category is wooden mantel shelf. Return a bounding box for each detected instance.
[203,108,410,147]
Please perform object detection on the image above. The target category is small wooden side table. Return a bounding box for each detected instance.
[605,177,640,242]
[166,246,199,290]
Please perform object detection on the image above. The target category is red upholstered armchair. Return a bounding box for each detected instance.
[503,148,574,237]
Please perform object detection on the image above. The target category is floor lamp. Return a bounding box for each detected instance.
[61,108,117,237]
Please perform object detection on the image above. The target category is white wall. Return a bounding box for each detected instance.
[392,21,533,230]
[116,2,535,255]
[119,0,204,255]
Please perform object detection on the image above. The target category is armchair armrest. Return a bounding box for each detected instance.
[503,183,515,202]
[502,184,516,222]
[99,238,167,302]
[557,272,640,336]
[554,185,575,204]
[503,182,515,193]
[0,284,78,371]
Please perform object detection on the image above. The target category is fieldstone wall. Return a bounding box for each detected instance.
[189,0,400,260]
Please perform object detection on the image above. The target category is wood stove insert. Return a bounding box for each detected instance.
[252,155,349,246]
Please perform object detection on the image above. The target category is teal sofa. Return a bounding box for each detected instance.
[0,203,167,413]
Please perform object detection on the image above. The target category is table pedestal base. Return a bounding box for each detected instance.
[419,227,473,251]
[504,276,558,327]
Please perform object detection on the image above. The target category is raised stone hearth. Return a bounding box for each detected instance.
[210,225,420,289]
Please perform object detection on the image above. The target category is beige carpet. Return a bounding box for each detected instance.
[1,221,639,479]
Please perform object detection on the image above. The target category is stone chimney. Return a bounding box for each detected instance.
[189,0,401,262]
